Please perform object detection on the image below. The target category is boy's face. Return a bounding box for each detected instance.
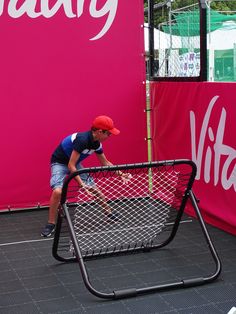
[93,129,111,142]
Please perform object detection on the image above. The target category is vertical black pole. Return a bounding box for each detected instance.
[199,0,207,81]
[148,0,154,79]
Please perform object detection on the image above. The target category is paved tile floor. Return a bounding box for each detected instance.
[0,208,235,314]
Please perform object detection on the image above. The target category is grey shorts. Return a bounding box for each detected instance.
[50,163,94,189]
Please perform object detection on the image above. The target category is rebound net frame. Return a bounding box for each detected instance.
[52,159,221,299]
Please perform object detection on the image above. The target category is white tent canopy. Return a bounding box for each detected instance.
[208,27,236,50]
[144,23,182,50]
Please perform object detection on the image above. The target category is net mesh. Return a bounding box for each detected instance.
[151,1,201,78]
[56,163,194,258]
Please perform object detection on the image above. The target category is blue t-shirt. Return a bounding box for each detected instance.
[51,131,103,165]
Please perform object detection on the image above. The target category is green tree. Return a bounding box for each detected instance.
[144,0,236,11]
[144,0,236,25]
[144,0,198,26]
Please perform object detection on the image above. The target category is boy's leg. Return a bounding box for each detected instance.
[85,185,120,221]
[86,185,112,214]
[41,163,68,237]
[79,169,117,219]
[48,187,62,224]
[77,166,111,214]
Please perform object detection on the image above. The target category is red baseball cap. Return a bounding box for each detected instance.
[92,115,120,135]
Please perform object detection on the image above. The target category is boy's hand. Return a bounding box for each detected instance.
[80,183,93,196]
[120,173,132,184]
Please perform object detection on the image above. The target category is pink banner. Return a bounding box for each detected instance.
[151,81,236,235]
[0,1,147,210]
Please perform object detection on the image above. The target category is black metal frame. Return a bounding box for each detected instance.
[147,0,207,82]
[52,160,221,299]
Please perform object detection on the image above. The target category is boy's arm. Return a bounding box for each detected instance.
[96,153,113,167]
[96,153,132,183]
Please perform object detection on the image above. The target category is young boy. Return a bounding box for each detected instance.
[41,115,129,237]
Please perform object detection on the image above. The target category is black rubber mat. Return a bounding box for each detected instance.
[0,208,236,313]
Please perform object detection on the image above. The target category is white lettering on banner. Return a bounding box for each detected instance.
[0,0,118,40]
[0,0,3,15]
[190,95,236,191]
